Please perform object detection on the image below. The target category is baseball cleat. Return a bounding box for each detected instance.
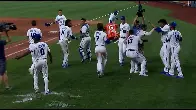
[130,69,134,74]
[166,73,174,77]
[139,73,148,76]
[5,86,12,91]
[45,90,51,95]
[35,89,40,94]
[120,63,124,66]
[176,75,184,79]
[160,71,168,75]
[134,70,139,73]
[62,63,69,68]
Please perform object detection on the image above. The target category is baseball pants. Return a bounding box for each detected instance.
[126,49,147,75]
[95,46,107,73]
[118,37,126,64]
[79,37,91,60]
[160,42,170,72]
[33,59,49,93]
[59,39,69,65]
[0,58,6,76]
[169,45,183,76]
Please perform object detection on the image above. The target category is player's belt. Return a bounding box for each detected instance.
[128,49,135,51]
[95,45,104,46]
[120,37,126,39]
[36,58,47,61]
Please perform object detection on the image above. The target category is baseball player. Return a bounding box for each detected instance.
[59,19,77,68]
[118,16,130,66]
[16,34,53,94]
[167,22,183,78]
[154,19,171,74]
[45,9,67,40]
[79,18,91,62]
[27,20,42,75]
[0,32,11,90]
[124,29,148,76]
[131,15,145,73]
[108,11,118,23]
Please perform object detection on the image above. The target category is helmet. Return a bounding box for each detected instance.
[32,34,41,40]
[120,16,125,20]
[169,21,177,27]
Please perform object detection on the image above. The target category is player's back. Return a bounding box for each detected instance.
[168,30,182,47]
[94,31,107,46]
[126,35,140,51]
[27,28,42,44]
[34,42,49,60]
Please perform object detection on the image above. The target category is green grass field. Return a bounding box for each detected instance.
[1,1,196,109]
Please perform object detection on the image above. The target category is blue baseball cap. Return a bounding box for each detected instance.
[120,16,125,20]
[169,21,177,27]
[32,34,42,40]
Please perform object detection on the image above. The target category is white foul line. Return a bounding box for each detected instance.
[6,2,148,58]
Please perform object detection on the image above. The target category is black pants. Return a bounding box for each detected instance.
[0,59,6,76]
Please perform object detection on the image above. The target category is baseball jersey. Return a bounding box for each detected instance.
[160,24,170,43]
[167,30,182,47]
[29,42,50,61]
[105,23,118,39]
[27,28,42,44]
[125,35,141,51]
[59,25,73,41]
[55,15,67,29]
[109,13,117,22]
[80,23,90,38]
[94,31,107,46]
[120,23,130,38]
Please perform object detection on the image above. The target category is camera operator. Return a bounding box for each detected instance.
[0,31,12,90]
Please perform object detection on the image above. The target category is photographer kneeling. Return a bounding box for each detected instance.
[0,22,16,90]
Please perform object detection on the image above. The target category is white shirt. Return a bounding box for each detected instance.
[167,30,182,47]
[125,35,142,51]
[29,42,50,61]
[94,31,107,46]
[120,23,130,38]
[27,28,42,44]
[109,13,117,22]
[55,15,67,29]
[160,24,170,43]
[80,24,90,37]
[59,25,73,41]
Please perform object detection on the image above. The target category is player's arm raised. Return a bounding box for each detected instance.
[132,15,138,26]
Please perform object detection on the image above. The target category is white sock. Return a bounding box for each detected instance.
[97,54,102,72]
[44,77,49,93]
[33,71,39,90]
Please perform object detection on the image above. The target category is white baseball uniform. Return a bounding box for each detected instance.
[119,23,130,64]
[59,25,73,66]
[94,30,107,74]
[27,28,42,74]
[159,24,171,72]
[167,30,183,76]
[109,13,117,23]
[124,35,147,76]
[29,42,50,94]
[79,23,91,60]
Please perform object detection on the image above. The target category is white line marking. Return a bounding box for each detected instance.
[7,2,148,57]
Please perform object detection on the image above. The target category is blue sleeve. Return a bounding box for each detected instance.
[105,39,111,44]
[155,27,163,33]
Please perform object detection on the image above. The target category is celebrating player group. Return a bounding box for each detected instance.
[14,5,183,94]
